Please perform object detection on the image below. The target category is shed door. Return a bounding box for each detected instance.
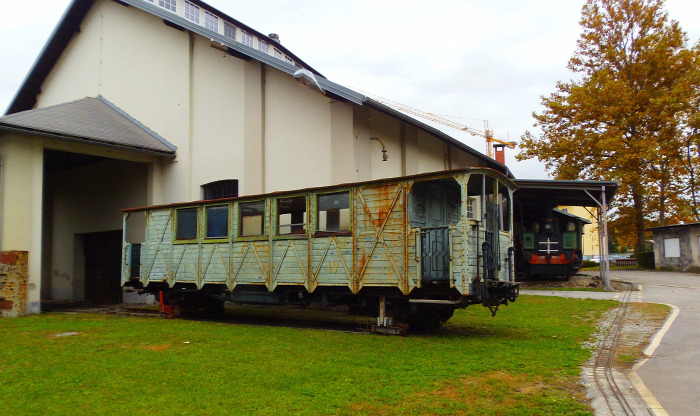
[84,230,123,304]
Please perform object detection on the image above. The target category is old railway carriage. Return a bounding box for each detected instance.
[122,168,519,331]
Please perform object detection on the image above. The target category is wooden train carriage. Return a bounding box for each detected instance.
[121,168,519,330]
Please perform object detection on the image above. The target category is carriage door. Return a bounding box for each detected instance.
[410,180,457,283]
[423,185,450,282]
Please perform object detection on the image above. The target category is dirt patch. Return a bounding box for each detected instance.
[140,344,172,351]
[346,371,588,416]
[520,274,627,291]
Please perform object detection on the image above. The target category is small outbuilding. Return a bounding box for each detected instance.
[647,223,700,272]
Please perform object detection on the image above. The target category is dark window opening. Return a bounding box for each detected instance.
[205,205,229,239]
[317,192,350,232]
[176,208,198,240]
[498,182,511,232]
[202,179,238,200]
[278,196,306,235]
[239,201,265,237]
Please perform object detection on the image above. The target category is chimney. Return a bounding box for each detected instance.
[493,144,506,165]
[269,33,280,43]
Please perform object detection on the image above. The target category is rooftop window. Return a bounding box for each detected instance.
[224,21,236,40]
[241,31,254,48]
[258,40,269,54]
[158,0,176,12]
[204,11,218,32]
[185,1,200,24]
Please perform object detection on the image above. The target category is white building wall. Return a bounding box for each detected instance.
[190,35,247,198]
[264,68,333,192]
[0,135,44,313]
[2,0,505,305]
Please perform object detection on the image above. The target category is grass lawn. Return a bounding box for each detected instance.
[0,296,617,416]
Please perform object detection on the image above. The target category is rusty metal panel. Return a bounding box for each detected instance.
[229,241,269,288]
[270,239,309,291]
[0,251,28,318]
[354,182,409,293]
[310,236,353,291]
[142,209,173,286]
[200,242,230,285]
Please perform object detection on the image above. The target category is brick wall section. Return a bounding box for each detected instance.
[0,251,29,317]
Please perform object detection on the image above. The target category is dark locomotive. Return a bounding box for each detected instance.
[517,208,589,280]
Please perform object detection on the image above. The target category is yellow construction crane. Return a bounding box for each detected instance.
[362,91,517,160]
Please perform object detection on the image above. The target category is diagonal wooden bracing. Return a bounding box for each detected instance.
[271,240,308,291]
[143,211,172,286]
[354,184,409,293]
[311,236,352,291]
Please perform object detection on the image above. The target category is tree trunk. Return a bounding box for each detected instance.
[631,184,646,253]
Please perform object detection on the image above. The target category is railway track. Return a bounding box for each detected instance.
[592,281,653,416]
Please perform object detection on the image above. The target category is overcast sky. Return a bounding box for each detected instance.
[2,0,699,179]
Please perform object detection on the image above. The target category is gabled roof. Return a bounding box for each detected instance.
[0,96,176,157]
[4,0,506,173]
[5,0,363,115]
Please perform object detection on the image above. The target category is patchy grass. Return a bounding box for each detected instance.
[0,296,619,416]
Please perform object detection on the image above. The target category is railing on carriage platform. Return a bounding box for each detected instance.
[420,226,451,282]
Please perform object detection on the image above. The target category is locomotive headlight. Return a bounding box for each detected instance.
[544,222,552,231]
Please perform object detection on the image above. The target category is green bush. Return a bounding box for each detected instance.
[582,260,599,268]
[636,252,655,269]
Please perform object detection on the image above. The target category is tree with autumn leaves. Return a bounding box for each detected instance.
[518,0,700,252]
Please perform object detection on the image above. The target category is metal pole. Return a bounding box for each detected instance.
[601,186,613,290]
[597,208,605,285]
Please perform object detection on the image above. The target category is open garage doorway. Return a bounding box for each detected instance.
[41,149,151,303]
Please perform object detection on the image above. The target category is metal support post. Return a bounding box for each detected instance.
[601,186,612,290]
[585,188,613,291]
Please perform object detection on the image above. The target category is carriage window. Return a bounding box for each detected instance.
[317,192,350,232]
[205,205,229,239]
[239,201,265,237]
[466,174,484,222]
[278,196,306,235]
[176,208,198,240]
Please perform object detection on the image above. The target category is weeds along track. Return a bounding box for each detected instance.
[592,282,650,416]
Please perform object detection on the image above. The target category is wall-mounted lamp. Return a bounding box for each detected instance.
[370,137,388,161]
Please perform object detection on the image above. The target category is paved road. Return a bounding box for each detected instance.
[597,270,700,416]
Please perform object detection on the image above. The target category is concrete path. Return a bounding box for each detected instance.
[523,270,700,416]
